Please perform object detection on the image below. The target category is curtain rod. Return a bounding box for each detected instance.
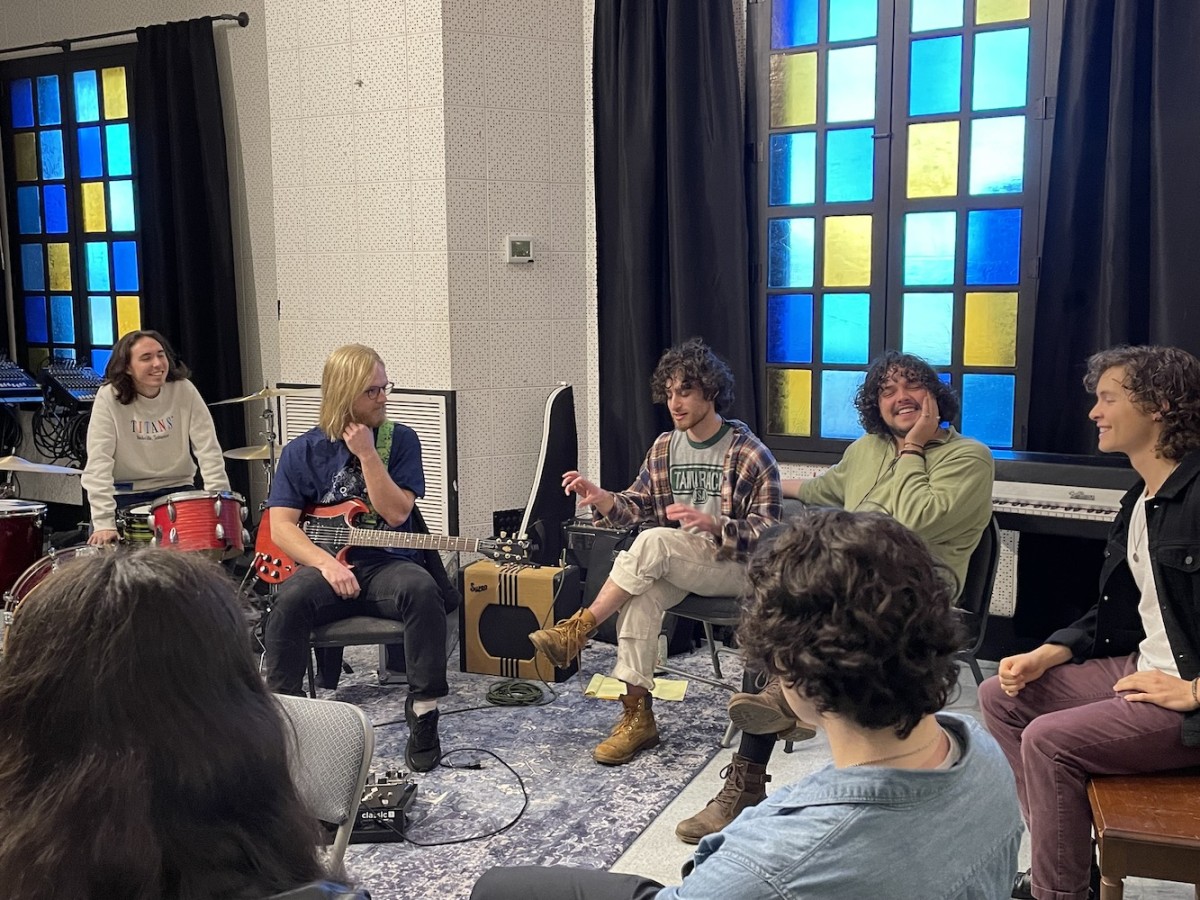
[0,12,249,57]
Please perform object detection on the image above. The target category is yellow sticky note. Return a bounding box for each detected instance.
[651,678,688,702]
[584,674,627,700]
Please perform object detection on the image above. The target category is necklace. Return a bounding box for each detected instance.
[1130,489,1150,564]
[848,727,946,768]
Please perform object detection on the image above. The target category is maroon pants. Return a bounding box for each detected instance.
[979,654,1200,900]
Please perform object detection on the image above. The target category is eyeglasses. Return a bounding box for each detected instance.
[364,382,394,400]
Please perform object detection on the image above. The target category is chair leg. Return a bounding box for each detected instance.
[703,623,723,680]
[306,651,318,699]
[783,740,794,754]
[966,654,984,686]
[720,720,738,749]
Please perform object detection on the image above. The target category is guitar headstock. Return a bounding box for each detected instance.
[480,532,531,563]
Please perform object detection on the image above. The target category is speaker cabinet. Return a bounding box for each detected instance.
[460,561,582,682]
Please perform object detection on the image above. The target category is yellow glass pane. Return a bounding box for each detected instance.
[47,243,72,290]
[102,67,128,119]
[15,132,38,181]
[964,292,1018,366]
[116,295,141,336]
[907,121,960,198]
[81,182,108,232]
[27,346,49,372]
[823,215,872,287]
[770,52,817,127]
[767,368,812,436]
[977,0,1030,24]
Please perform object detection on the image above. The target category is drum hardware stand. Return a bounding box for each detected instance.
[258,401,282,498]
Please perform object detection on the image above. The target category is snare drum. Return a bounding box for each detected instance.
[150,490,249,556]
[117,503,154,545]
[3,545,101,641]
[0,499,46,599]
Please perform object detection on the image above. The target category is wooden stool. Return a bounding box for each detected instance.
[1087,768,1200,900]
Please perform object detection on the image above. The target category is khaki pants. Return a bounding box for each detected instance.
[606,526,745,689]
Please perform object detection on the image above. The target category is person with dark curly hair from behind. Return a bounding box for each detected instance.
[677,349,994,843]
[528,338,780,766]
[472,509,1022,900]
[980,345,1200,900]
[0,550,367,900]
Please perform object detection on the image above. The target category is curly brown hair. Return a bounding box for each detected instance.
[736,509,964,739]
[650,338,735,415]
[855,350,960,437]
[103,329,192,405]
[1083,345,1200,461]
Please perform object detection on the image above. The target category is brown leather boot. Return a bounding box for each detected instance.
[727,677,817,742]
[529,607,597,668]
[674,753,770,844]
[593,693,660,765]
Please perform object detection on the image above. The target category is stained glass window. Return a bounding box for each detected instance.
[2,48,142,371]
[761,0,1045,451]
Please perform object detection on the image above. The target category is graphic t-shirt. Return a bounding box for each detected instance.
[668,423,734,523]
[267,423,425,563]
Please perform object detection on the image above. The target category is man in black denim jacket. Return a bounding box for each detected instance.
[981,345,1200,900]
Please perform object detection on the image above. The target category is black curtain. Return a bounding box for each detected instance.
[593,0,756,487]
[133,18,247,497]
[1028,0,1200,455]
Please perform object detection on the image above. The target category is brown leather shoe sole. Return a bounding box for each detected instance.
[727,694,817,742]
[528,629,573,668]
[593,732,661,766]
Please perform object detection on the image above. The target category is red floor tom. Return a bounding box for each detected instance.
[0,499,46,600]
[150,490,248,557]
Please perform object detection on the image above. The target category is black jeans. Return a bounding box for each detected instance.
[263,557,448,698]
[471,867,664,900]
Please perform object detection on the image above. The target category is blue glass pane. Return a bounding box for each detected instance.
[910,36,962,116]
[912,0,963,32]
[110,181,136,231]
[827,46,876,123]
[17,186,42,234]
[973,29,1029,111]
[39,130,65,180]
[20,245,45,292]
[772,0,818,49]
[36,75,61,126]
[769,133,816,206]
[89,296,114,345]
[969,116,1025,194]
[53,348,76,361]
[105,123,132,176]
[43,185,68,234]
[77,126,104,177]
[11,78,35,128]
[821,370,867,439]
[768,218,815,288]
[903,212,956,285]
[50,295,74,343]
[91,348,112,373]
[901,292,954,365]
[86,243,111,292]
[829,0,876,42]
[767,293,814,364]
[113,241,139,291]
[962,374,1015,447]
[826,128,874,202]
[25,296,48,343]
[822,293,871,364]
[966,208,1022,284]
[73,71,100,123]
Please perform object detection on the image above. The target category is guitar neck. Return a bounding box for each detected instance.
[342,526,479,554]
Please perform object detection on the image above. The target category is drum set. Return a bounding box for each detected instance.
[1,385,318,647]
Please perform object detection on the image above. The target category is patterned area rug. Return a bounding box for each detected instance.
[330,640,739,900]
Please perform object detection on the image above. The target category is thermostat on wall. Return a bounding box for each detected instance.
[505,235,534,264]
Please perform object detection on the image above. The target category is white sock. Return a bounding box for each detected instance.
[411,699,438,717]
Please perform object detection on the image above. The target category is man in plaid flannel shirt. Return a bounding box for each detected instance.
[530,339,780,766]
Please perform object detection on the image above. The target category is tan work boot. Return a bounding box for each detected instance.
[674,753,771,844]
[727,677,817,742]
[529,607,597,668]
[594,693,660,765]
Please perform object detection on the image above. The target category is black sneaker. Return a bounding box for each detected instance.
[1012,865,1099,900]
[404,695,441,773]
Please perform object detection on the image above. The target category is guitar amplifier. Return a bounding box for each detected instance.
[460,561,581,682]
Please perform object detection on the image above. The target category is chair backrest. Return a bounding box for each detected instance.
[275,694,375,871]
[958,516,1001,617]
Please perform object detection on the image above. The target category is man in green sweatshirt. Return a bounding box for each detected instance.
[675,349,995,844]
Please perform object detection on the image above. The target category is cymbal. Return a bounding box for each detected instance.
[0,455,82,475]
[209,386,322,406]
[223,444,282,461]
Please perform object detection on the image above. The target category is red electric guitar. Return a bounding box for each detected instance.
[252,498,529,585]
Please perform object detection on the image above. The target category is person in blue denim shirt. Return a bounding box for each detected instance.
[471,509,1022,900]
